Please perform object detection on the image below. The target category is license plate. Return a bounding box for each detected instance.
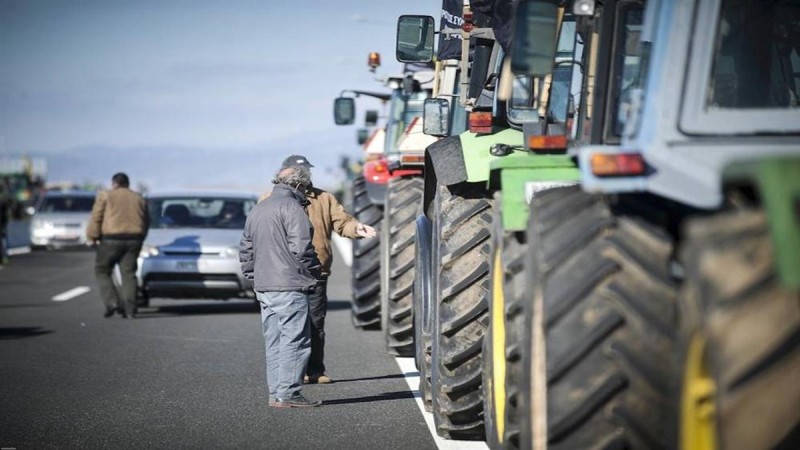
[175,261,197,271]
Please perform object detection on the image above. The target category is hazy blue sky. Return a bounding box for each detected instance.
[0,0,440,191]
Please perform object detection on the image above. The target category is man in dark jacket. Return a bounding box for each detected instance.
[240,165,323,408]
[260,155,376,384]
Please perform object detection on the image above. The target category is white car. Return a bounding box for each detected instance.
[30,191,96,249]
[136,191,258,306]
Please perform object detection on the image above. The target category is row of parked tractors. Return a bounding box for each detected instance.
[334,1,799,449]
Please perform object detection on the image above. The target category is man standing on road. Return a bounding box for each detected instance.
[261,155,376,385]
[241,165,323,408]
[86,172,149,318]
[0,177,11,267]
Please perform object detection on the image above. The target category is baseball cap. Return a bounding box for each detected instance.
[281,155,314,169]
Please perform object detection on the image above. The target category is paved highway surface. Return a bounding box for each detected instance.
[0,247,446,450]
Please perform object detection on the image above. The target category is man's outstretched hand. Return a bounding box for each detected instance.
[356,223,377,238]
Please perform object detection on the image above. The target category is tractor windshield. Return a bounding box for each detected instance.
[508,15,582,134]
[708,0,800,109]
[609,5,644,138]
[385,90,428,154]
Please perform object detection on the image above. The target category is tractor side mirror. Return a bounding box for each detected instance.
[334,97,355,125]
[423,98,450,137]
[511,0,560,76]
[364,110,379,127]
[396,15,435,63]
[356,129,370,145]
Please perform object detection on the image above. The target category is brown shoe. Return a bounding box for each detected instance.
[306,374,333,384]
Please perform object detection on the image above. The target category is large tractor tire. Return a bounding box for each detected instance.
[483,192,527,450]
[431,183,492,440]
[413,184,439,412]
[350,176,382,329]
[679,210,800,450]
[381,177,423,356]
[521,186,678,449]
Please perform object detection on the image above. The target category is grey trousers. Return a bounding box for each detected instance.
[95,239,142,315]
[256,290,311,400]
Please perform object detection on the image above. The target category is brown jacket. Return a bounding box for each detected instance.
[86,187,149,241]
[260,187,359,276]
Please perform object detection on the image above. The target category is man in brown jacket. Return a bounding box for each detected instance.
[261,155,376,383]
[86,172,149,318]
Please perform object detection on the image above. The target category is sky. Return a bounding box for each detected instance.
[0,0,441,192]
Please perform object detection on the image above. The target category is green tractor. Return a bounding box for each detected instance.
[334,62,435,334]
[397,0,584,441]
[398,1,525,439]
[479,1,674,448]
[509,0,800,449]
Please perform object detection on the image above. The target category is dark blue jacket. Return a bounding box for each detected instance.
[239,184,321,292]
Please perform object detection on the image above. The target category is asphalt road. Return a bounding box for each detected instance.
[0,248,437,450]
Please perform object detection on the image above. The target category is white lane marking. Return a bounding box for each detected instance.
[396,357,489,450]
[337,224,485,448]
[332,234,353,267]
[52,286,91,302]
[8,246,31,256]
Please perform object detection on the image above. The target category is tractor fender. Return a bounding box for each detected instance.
[425,135,467,187]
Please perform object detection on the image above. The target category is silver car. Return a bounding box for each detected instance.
[136,191,258,306]
[30,190,96,249]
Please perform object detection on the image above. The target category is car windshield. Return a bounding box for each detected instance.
[149,197,256,229]
[39,195,95,213]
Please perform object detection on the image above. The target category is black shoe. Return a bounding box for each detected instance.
[272,394,322,408]
[104,307,117,318]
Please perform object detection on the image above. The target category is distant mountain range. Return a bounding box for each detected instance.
[36,128,363,194]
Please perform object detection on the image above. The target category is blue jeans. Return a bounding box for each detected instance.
[256,290,311,400]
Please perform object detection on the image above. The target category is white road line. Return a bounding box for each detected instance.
[332,234,353,267]
[396,357,489,450]
[335,225,486,448]
[52,286,91,302]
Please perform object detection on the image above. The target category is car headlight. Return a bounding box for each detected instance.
[139,245,160,258]
[31,220,54,237]
[33,220,54,229]
[222,246,239,258]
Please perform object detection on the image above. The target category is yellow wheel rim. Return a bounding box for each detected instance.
[491,249,507,441]
[681,334,717,450]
